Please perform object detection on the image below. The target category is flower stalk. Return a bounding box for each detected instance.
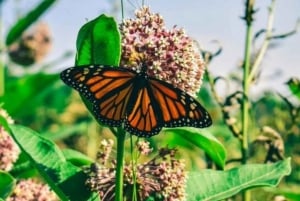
[115,128,126,201]
[241,0,255,200]
[242,0,254,164]
[130,136,138,201]
[0,5,4,97]
[0,62,4,97]
[248,0,276,83]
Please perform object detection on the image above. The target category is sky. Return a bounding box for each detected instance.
[3,0,300,95]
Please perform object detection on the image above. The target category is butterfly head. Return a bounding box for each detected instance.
[141,62,148,74]
[132,61,149,79]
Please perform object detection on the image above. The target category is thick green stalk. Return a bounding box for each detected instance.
[241,24,251,165]
[242,0,255,200]
[241,25,251,201]
[115,3,125,200]
[115,128,126,201]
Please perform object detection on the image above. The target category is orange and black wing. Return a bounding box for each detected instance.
[124,77,212,137]
[149,78,212,129]
[60,65,136,127]
[124,83,163,137]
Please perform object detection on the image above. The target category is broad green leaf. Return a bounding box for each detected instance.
[63,149,94,167]
[0,171,15,199]
[8,124,99,201]
[186,158,291,201]
[6,0,56,46]
[287,78,300,100]
[164,128,226,169]
[76,14,121,66]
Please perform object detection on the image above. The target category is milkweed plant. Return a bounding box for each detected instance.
[0,0,298,201]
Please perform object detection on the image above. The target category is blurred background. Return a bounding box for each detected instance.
[3,0,300,94]
[1,0,300,200]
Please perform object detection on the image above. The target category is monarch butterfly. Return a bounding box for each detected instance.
[60,64,212,137]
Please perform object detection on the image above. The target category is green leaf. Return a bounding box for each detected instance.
[0,114,9,132]
[263,187,300,201]
[164,128,226,169]
[0,73,61,116]
[186,158,291,201]
[0,171,15,199]
[287,78,300,100]
[8,124,99,201]
[6,0,56,46]
[9,153,38,179]
[42,122,90,141]
[76,14,121,66]
[63,149,94,167]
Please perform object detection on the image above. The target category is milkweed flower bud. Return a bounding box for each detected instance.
[137,140,152,155]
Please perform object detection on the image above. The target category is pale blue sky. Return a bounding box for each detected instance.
[3,0,300,94]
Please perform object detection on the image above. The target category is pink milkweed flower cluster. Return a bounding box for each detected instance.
[0,109,20,171]
[7,179,58,201]
[85,139,187,201]
[120,6,205,97]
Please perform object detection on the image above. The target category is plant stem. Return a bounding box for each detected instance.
[115,128,126,201]
[130,136,138,201]
[0,4,4,97]
[248,0,276,83]
[242,0,254,165]
[116,2,125,200]
[242,0,255,200]
[0,63,4,97]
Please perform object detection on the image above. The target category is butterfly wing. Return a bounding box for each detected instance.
[60,65,136,127]
[149,78,212,129]
[124,82,163,137]
[124,76,212,137]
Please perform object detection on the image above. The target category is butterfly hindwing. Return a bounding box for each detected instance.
[149,78,212,129]
[124,82,163,137]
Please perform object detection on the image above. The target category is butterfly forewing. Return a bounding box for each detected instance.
[60,66,136,127]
